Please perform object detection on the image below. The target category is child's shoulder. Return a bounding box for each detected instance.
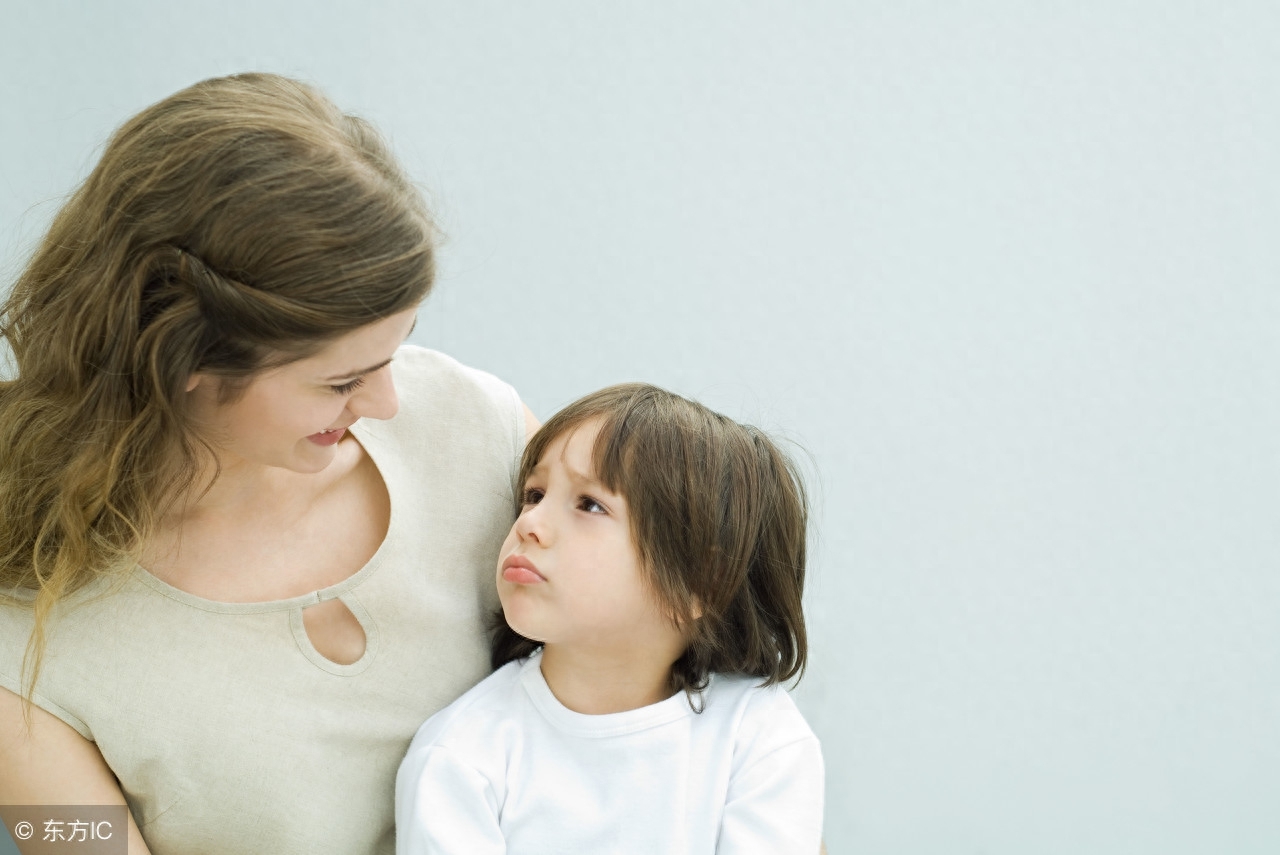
[407,657,530,751]
[395,658,538,832]
[705,673,801,710]
[704,674,819,752]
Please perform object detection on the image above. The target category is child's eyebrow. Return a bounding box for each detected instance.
[564,463,613,493]
[549,449,609,492]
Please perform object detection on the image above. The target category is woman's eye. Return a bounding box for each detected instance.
[577,496,606,514]
[521,488,545,506]
[330,377,365,395]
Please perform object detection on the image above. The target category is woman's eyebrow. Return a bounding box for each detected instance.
[322,315,416,382]
[322,357,393,383]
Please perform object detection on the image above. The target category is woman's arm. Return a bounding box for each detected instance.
[0,686,152,855]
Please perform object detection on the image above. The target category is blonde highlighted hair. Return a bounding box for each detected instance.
[0,73,436,696]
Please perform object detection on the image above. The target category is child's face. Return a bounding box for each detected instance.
[497,418,686,661]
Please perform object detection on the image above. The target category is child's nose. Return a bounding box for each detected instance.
[515,506,547,544]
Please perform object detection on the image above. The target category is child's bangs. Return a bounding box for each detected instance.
[586,405,646,499]
[518,386,658,503]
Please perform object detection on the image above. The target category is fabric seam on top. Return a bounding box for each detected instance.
[0,669,93,740]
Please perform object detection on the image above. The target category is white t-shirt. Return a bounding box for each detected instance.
[395,650,824,854]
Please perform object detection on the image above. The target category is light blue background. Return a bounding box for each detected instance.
[3,2,1279,853]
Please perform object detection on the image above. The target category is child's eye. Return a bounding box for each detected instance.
[521,487,545,506]
[330,377,365,395]
[577,496,607,514]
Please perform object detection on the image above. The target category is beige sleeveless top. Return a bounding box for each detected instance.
[0,346,524,855]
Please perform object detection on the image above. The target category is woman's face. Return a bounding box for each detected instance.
[185,308,418,475]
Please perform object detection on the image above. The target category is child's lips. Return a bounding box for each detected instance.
[501,554,545,585]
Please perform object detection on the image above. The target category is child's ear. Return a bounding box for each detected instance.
[666,599,702,629]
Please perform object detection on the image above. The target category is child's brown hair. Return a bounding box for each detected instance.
[492,383,809,700]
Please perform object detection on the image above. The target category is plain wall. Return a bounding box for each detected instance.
[3,2,1278,852]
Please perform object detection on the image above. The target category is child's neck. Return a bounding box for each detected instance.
[538,644,678,715]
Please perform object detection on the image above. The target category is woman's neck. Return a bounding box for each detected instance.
[139,435,378,600]
[538,643,681,715]
[174,438,357,520]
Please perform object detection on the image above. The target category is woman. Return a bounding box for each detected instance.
[0,73,536,854]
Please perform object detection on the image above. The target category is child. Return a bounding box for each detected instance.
[395,383,824,854]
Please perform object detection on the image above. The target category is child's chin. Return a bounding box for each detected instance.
[500,608,542,643]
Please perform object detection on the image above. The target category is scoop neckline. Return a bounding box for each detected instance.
[131,419,396,614]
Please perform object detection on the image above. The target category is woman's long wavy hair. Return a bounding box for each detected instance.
[0,73,437,697]
[491,384,810,706]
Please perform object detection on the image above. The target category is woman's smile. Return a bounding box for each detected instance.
[307,427,347,446]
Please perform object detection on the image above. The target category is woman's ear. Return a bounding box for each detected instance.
[186,371,221,394]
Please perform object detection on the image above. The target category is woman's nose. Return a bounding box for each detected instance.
[348,366,399,421]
